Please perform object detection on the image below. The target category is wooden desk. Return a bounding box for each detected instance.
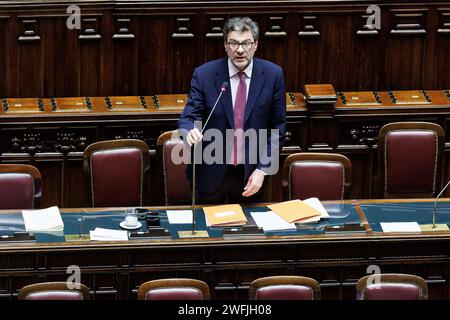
[0,199,449,300]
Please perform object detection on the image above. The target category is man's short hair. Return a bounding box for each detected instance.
[223,17,259,41]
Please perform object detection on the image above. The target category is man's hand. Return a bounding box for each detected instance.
[186,128,203,146]
[242,170,265,197]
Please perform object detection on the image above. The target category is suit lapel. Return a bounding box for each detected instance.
[244,59,265,125]
[215,60,234,128]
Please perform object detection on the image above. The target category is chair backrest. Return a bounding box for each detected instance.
[249,276,321,300]
[83,139,149,207]
[356,273,428,300]
[18,282,90,300]
[137,278,210,300]
[0,164,42,209]
[378,122,444,198]
[157,131,191,205]
[282,153,352,200]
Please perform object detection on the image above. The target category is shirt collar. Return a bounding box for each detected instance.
[228,58,253,79]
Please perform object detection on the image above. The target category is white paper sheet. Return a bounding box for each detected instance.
[304,197,329,218]
[380,222,421,233]
[166,210,193,224]
[250,211,297,231]
[22,206,64,232]
[294,197,330,223]
[89,227,128,241]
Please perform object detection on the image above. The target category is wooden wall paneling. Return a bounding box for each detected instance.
[296,12,322,88]
[260,14,288,71]
[435,8,450,89]
[422,7,437,90]
[352,8,383,91]
[43,15,80,98]
[111,15,138,96]
[204,15,226,62]
[137,15,170,95]
[0,16,10,97]
[385,8,428,90]
[33,153,64,207]
[65,152,84,208]
[337,119,377,198]
[16,16,44,97]
[318,11,358,91]
[168,15,196,94]
[339,147,371,199]
[78,14,104,96]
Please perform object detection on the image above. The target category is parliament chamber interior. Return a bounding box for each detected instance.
[0,0,449,304]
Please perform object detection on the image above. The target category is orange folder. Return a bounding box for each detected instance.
[268,200,322,223]
[203,204,248,227]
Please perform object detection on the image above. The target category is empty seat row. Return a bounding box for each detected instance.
[17,273,428,300]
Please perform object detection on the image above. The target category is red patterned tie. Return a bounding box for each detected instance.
[232,72,247,166]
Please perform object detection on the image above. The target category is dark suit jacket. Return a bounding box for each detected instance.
[178,57,286,193]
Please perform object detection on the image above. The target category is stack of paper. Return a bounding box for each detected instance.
[268,199,322,223]
[166,210,193,224]
[90,228,128,241]
[300,197,330,223]
[250,211,297,231]
[203,204,247,227]
[22,206,64,232]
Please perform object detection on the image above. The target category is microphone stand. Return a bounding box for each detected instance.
[420,180,450,231]
[432,180,450,229]
[189,84,228,236]
[191,143,197,235]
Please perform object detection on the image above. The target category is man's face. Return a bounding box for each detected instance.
[224,30,258,71]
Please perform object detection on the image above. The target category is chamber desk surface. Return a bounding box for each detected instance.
[0,199,449,300]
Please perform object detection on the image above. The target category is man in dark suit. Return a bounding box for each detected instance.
[178,16,286,204]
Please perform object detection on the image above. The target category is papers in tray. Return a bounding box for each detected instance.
[203,204,247,227]
[90,228,128,241]
[301,197,330,223]
[22,206,64,232]
[250,211,296,231]
[268,198,324,224]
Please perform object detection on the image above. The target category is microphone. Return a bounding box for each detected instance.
[190,82,229,236]
[431,180,450,229]
[201,82,229,134]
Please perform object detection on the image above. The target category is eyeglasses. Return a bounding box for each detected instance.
[227,41,254,51]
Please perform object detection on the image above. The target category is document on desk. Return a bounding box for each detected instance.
[203,204,247,227]
[166,210,193,224]
[299,197,330,223]
[380,222,421,232]
[89,228,128,241]
[250,211,297,231]
[22,206,64,232]
[268,199,322,223]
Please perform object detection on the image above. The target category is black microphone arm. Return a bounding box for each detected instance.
[191,82,229,235]
[432,179,450,229]
[201,82,229,134]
